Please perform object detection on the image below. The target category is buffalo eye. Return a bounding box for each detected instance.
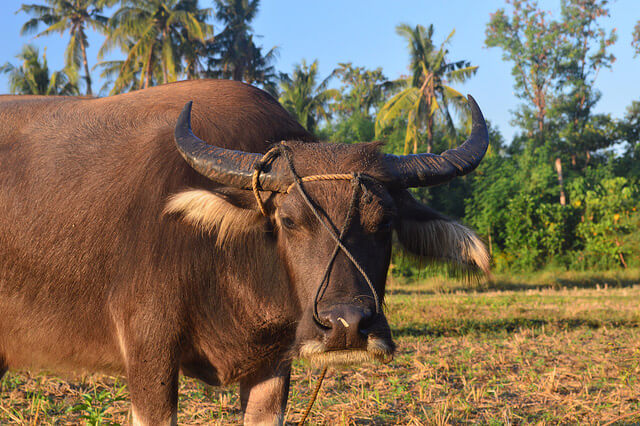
[280,216,295,229]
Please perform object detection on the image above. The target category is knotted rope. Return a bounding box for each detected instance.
[251,144,382,424]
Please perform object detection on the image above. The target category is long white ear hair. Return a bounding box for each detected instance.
[164,189,264,246]
[393,191,490,276]
[396,218,490,274]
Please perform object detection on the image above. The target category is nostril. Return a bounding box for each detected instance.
[318,304,376,350]
[315,312,333,330]
[322,305,373,333]
[357,309,375,335]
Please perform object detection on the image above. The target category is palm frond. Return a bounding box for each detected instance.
[375,87,420,134]
[64,32,82,70]
[447,65,478,83]
[35,19,69,37]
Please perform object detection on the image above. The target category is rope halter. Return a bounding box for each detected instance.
[251,144,381,328]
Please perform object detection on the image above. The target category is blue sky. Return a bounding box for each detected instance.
[0,0,638,143]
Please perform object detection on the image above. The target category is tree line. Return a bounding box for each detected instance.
[2,0,639,273]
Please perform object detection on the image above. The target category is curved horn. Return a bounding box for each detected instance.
[174,101,292,192]
[383,95,489,188]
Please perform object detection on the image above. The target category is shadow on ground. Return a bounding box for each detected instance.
[392,317,639,338]
[388,274,640,297]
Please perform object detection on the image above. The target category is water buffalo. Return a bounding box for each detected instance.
[0,80,489,424]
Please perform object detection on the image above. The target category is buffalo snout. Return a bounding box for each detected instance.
[297,302,394,366]
[319,304,374,350]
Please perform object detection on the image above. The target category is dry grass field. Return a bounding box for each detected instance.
[1,269,639,425]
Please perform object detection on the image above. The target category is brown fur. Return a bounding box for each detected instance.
[0,80,309,424]
[0,80,488,424]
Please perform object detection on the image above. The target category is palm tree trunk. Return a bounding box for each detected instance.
[162,62,169,85]
[162,29,169,84]
[554,157,566,206]
[422,75,435,154]
[144,47,154,89]
[426,114,433,153]
[79,36,92,95]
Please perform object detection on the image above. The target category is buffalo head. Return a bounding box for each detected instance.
[168,96,490,366]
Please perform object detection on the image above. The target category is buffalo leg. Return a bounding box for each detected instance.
[117,322,180,426]
[0,358,6,391]
[127,350,180,426]
[240,363,291,425]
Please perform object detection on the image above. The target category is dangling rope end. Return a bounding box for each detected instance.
[297,366,328,425]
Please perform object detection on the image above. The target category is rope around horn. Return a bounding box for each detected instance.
[251,144,381,322]
[251,144,382,424]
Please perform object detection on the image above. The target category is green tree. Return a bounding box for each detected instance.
[176,0,215,80]
[615,101,640,180]
[333,63,387,118]
[554,0,617,167]
[207,0,279,93]
[278,60,339,134]
[492,146,577,271]
[322,63,389,144]
[94,52,160,94]
[101,0,212,90]
[619,101,640,154]
[376,24,477,154]
[0,44,78,95]
[486,0,617,206]
[486,0,563,140]
[569,175,637,269]
[18,0,111,95]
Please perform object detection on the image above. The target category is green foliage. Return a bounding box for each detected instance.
[568,176,638,269]
[318,63,388,143]
[278,59,339,134]
[333,63,387,118]
[68,384,126,425]
[207,0,279,95]
[486,0,616,156]
[465,149,519,250]
[376,23,477,154]
[322,111,376,144]
[552,0,617,166]
[486,0,563,138]
[0,44,78,95]
[503,194,577,271]
[6,1,640,277]
[18,0,111,95]
[616,100,640,179]
[100,0,212,93]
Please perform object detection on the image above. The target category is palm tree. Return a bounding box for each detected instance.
[101,0,212,90]
[376,24,478,154]
[207,0,279,92]
[19,0,111,95]
[278,60,339,134]
[238,36,279,95]
[94,49,161,95]
[208,0,257,81]
[0,44,78,95]
[333,63,388,118]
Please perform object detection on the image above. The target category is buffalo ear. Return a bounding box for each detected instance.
[392,190,490,274]
[164,187,266,245]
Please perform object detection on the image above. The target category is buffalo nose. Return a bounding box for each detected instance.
[319,304,373,350]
